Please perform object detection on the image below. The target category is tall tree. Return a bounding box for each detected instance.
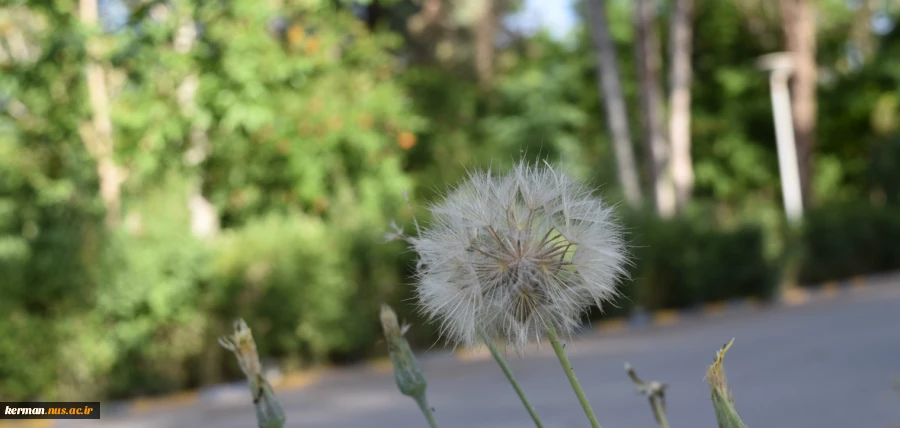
[401,0,520,85]
[474,0,497,89]
[585,0,643,207]
[634,0,675,217]
[169,0,219,239]
[779,0,817,207]
[79,0,126,228]
[733,0,782,50]
[668,0,694,212]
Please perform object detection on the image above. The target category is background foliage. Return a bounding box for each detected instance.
[2,0,900,401]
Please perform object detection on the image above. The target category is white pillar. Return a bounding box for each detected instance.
[757,53,804,224]
[768,70,804,223]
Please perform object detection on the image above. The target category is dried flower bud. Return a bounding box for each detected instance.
[219,319,286,428]
[381,305,428,398]
[218,319,262,380]
[706,338,747,428]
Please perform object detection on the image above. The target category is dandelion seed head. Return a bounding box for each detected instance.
[410,161,629,350]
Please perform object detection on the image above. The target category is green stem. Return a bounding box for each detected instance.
[414,395,439,428]
[545,325,602,428]
[651,398,669,428]
[480,332,546,428]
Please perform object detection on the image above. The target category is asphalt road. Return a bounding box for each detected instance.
[64,281,900,428]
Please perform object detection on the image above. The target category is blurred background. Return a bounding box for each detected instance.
[2,0,900,406]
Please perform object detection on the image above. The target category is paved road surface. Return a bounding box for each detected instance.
[64,282,900,428]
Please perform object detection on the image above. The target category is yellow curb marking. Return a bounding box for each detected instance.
[594,318,627,333]
[782,287,809,306]
[822,281,839,297]
[851,276,866,291]
[702,301,727,316]
[0,421,53,428]
[652,309,680,326]
[455,346,490,362]
[131,390,199,414]
[273,371,321,391]
[365,357,395,374]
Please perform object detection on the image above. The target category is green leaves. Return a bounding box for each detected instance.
[0,0,425,402]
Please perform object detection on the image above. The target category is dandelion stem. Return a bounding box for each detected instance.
[414,395,439,428]
[480,331,546,428]
[545,325,602,428]
[652,399,669,428]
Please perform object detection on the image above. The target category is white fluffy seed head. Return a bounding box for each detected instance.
[409,161,630,350]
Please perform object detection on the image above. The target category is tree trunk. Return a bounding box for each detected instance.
[634,0,675,218]
[779,0,817,208]
[668,0,694,213]
[79,0,126,229]
[733,0,782,50]
[585,0,643,207]
[849,0,875,65]
[173,5,220,240]
[474,0,496,89]
[365,0,383,31]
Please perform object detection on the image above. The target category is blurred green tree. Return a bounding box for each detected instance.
[2,0,900,403]
[1,0,425,399]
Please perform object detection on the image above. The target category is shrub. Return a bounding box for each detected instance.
[209,213,356,368]
[91,175,211,399]
[798,204,900,284]
[611,210,777,313]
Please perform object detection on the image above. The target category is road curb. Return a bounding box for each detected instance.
[451,272,899,364]
[4,271,897,427]
[578,272,892,336]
